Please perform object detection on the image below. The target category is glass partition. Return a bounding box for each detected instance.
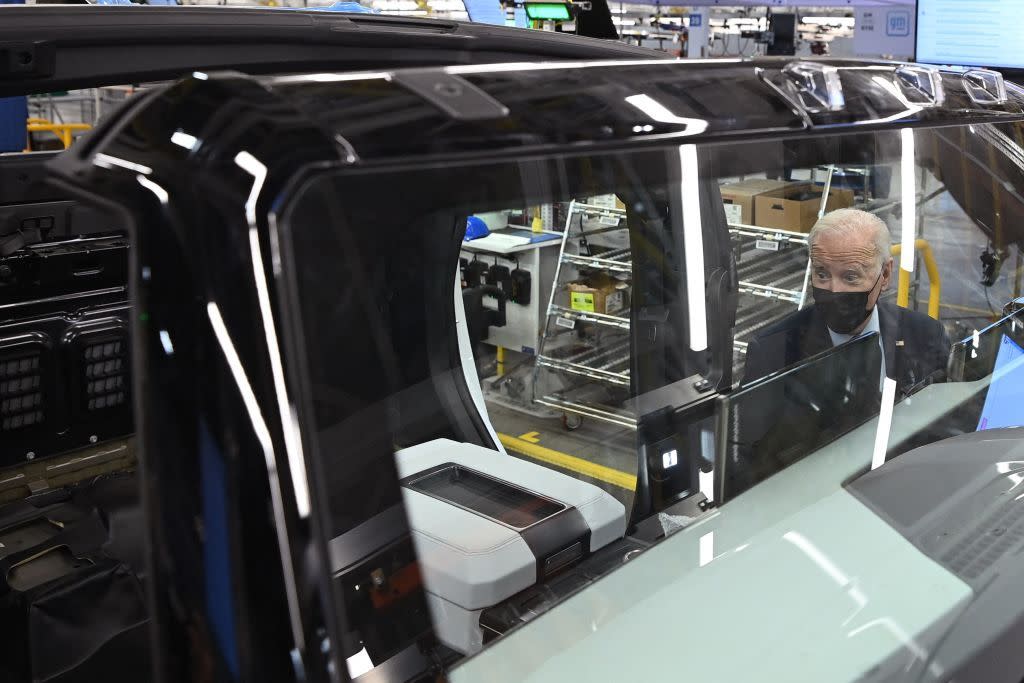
[278,120,1024,677]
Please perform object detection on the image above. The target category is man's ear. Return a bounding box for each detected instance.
[880,257,894,290]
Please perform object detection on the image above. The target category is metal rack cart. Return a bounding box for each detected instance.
[534,201,637,431]
[729,221,811,378]
[726,164,893,380]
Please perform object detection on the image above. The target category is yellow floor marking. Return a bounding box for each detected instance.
[914,298,997,317]
[497,433,636,491]
[518,431,541,444]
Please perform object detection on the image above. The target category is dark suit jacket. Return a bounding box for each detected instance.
[743,301,951,396]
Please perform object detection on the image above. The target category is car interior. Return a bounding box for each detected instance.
[0,12,668,679]
[6,43,1024,683]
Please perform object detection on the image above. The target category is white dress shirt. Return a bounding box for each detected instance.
[827,306,886,388]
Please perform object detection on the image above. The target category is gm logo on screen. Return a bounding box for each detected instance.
[887,9,910,37]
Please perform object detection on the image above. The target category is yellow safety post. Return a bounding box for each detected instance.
[496,345,505,378]
[890,238,941,320]
[26,117,91,150]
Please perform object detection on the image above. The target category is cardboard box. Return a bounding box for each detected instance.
[720,179,804,226]
[568,277,627,316]
[587,194,626,211]
[754,186,856,233]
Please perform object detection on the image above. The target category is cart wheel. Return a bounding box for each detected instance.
[562,413,583,431]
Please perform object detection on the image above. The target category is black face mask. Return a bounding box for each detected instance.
[812,272,882,334]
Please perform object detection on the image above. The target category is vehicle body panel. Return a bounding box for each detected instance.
[30,47,1024,683]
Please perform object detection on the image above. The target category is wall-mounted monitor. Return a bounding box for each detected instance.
[523,2,572,21]
[917,0,1024,69]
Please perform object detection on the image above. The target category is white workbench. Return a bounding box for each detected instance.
[461,228,562,355]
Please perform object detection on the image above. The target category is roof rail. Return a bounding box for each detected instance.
[895,64,945,106]
[963,68,1008,105]
[781,61,845,113]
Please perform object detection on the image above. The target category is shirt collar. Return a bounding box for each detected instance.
[827,306,881,346]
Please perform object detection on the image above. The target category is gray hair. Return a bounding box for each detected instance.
[807,208,892,272]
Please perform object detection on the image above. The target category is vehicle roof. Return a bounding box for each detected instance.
[246,58,1024,165]
[0,5,664,98]
[51,57,1024,191]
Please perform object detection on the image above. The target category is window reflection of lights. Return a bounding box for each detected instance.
[612,17,636,25]
[783,531,867,626]
[159,330,174,356]
[698,531,747,567]
[871,377,898,470]
[699,469,714,501]
[662,449,678,468]
[235,151,266,226]
[900,128,917,273]
[784,532,859,593]
[192,71,209,81]
[631,124,654,133]
[94,153,152,175]
[625,94,709,135]
[445,58,741,76]
[271,72,391,85]
[995,448,1024,494]
[847,618,933,670]
[346,648,374,679]
[234,150,312,521]
[334,134,359,165]
[207,301,305,650]
[699,531,714,567]
[679,144,708,352]
[853,76,922,126]
[171,130,198,151]
[136,175,168,205]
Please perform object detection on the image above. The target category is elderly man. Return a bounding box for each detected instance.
[743,208,950,395]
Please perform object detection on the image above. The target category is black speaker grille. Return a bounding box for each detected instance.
[0,351,44,431]
[83,339,127,411]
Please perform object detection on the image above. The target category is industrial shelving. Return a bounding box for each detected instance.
[534,201,637,430]
[728,222,811,378]
[724,164,894,380]
[723,168,822,378]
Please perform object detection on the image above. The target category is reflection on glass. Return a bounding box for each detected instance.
[276,119,1024,678]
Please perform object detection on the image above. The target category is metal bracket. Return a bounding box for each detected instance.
[963,68,1008,105]
[0,42,56,81]
[781,61,846,113]
[390,71,510,122]
[895,64,945,107]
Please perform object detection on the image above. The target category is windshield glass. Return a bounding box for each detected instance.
[278,120,1024,680]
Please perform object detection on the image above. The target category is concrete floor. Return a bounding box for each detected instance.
[916,187,1023,328]
[483,400,637,510]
